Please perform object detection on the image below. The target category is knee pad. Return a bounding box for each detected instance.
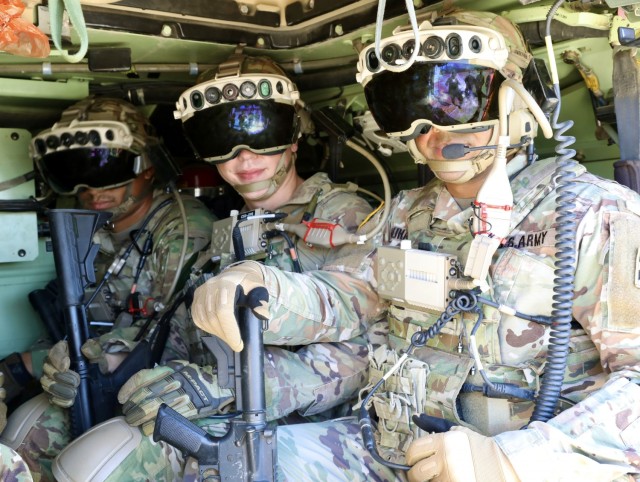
[53,417,142,482]
[0,393,48,449]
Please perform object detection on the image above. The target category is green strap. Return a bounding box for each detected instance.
[49,0,89,63]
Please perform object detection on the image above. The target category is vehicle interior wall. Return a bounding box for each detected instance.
[0,0,632,350]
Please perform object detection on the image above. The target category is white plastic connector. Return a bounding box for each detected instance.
[464,234,501,283]
[472,134,513,240]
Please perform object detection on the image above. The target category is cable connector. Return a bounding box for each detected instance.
[272,218,358,248]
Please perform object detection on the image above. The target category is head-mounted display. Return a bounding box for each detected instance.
[36,148,142,195]
[356,22,510,140]
[31,120,144,194]
[174,74,300,163]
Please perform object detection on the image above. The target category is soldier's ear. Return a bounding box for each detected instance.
[142,167,156,180]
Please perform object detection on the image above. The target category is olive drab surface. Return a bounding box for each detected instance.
[0,1,639,481]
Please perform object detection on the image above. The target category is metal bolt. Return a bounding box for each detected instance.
[18,249,26,257]
[10,132,19,140]
[160,24,173,37]
[334,24,344,36]
[239,4,249,14]
[257,37,266,47]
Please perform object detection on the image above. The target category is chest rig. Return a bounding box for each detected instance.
[187,185,331,366]
[86,194,178,330]
[368,166,604,464]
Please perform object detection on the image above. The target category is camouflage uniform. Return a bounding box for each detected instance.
[165,172,378,419]
[262,154,640,481]
[15,191,215,481]
[0,443,33,482]
[91,191,214,363]
[73,171,385,481]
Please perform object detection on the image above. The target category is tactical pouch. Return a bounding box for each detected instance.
[367,345,429,457]
[365,342,474,464]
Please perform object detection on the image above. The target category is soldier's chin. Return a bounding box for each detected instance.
[433,170,467,183]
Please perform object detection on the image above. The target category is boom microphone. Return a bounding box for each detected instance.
[441,136,530,159]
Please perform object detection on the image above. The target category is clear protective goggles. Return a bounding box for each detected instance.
[356,22,509,140]
[32,121,144,194]
[174,74,300,163]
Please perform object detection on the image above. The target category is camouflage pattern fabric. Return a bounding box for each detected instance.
[13,404,68,481]
[101,435,185,482]
[262,154,640,480]
[99,417,399,482]
[0,443,33,482]
[170,172,383,419]
[56,171,386,480]
[93,190,214,318]
[275,418,400,482]
[15,191,215,481]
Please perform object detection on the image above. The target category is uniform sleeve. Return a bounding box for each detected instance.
[495,191,640,480]
[262,341,369,420]
[258,189,385,416]
[261,248,385,345]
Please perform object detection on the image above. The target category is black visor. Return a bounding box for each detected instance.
[365,62,503,140]
[38,148,139,194]
[183,100,298,163]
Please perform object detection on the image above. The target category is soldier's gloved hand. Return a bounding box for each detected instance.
[191,261,269,352]
[81,326,140,374]
[118,360,234,436]
[0,371,7,433]
[39,341,80,408]
[405,426,519,482]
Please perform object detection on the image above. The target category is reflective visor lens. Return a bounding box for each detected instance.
[183,101,297,163]
[39,148,138,194]
[365,62,503,138]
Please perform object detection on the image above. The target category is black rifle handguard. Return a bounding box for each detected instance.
[48,209,112,437]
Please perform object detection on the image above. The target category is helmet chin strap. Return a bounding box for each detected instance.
[104,180,154,222]
[407,127,499,184]
[232,150,295,201]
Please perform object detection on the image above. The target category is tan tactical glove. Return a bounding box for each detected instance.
[80,326,140,374]
[118,360,233,436]
[191,261,269,352]
[39,341,80,408]
[405,426,519,482]
[0,371,7,433]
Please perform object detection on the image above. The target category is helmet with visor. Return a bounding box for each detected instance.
[174,54,302,164]
[31,97,171,195]
[356,10,533,141]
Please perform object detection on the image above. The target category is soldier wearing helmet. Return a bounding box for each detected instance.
[192,9,639,482]
[0,96,216,481]
[49,54,385,481]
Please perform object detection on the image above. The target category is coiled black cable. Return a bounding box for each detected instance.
[410,291,478,349]
[359,290,480,471]
[530,0,577,423]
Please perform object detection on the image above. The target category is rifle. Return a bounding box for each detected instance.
[48,208,186,434]
[153,286,277,482]
[47,208,112,437]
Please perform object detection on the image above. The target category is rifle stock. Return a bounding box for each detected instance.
[48,209,111,437]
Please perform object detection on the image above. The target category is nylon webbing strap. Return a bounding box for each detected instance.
[0,171,35,192]
[613,49,640,193]
[49,0,89,63]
